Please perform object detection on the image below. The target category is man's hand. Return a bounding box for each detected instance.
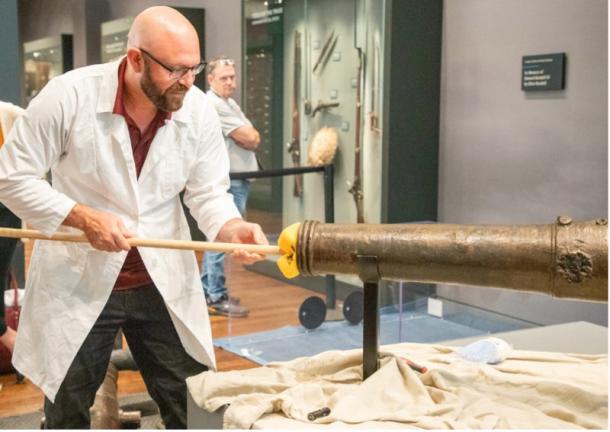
[216,218,268,264]
[63,204,132,252]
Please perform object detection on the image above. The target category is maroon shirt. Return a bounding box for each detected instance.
[112,59,171,290]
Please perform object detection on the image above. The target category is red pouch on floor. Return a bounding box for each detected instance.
[0,270,20,374]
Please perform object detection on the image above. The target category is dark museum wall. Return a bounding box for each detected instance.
[0,0,21,104]
[437,0,608,325]
[18,0,74,43]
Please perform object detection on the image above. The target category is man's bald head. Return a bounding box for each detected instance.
[124,6,202,112]
[128,6,199,60]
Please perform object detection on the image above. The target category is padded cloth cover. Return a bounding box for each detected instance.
[186,342,607,429]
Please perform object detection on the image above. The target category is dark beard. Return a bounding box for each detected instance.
[140,62,188,112]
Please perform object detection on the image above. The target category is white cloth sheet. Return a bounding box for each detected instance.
[187,342,607,429]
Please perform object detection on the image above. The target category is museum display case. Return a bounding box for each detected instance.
[23,34,73,105]
[242,0,385,228]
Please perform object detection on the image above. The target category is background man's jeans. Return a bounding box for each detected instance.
[201,179,249,302]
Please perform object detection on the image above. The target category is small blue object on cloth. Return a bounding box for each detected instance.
[456,337,513,364]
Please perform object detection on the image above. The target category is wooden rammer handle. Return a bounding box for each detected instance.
[0,227,281,255]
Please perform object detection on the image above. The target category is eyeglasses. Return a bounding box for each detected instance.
[139,48,206,80]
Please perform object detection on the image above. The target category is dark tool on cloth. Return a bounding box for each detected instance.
[298,296,326,330]
[307,407,331,421]
[342,291,364,324]
[287,30,303,197]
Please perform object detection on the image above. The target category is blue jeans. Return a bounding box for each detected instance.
[201,179,249,302]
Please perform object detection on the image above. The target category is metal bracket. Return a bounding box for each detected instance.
[357,255,381,380]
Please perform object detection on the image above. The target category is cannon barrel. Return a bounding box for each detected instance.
[296,217,608,302]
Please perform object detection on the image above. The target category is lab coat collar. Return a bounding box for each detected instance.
[97,59,122,114]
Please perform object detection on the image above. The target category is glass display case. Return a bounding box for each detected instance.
[23,34,73,105]
[242,0,385,229]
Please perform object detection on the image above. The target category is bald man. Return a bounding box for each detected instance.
[0,6,267,429]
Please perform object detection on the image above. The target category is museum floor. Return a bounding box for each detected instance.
[0,257,310,419]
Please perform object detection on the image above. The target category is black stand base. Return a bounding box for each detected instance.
[357,255,381,380]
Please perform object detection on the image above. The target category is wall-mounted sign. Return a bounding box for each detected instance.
[521,53,566,91]
[250,7,283,26]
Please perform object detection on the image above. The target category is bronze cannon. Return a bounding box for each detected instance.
[295,217,608,302]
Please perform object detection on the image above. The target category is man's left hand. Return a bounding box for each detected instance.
[216,218,268,265]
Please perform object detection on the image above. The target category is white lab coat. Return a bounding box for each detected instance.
[0,60,241,401]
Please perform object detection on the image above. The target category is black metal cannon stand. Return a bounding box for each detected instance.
[357,255,381,379]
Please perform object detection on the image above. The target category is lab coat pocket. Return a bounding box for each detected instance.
[33,241,88,299]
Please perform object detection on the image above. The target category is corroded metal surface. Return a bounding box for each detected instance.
[297,217,608,302]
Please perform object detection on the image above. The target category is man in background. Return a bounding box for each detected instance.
[203,57,261,317]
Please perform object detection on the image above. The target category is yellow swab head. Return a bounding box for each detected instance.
[277,222,300,279]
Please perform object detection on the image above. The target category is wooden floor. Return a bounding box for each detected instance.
[0,256,313,418]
